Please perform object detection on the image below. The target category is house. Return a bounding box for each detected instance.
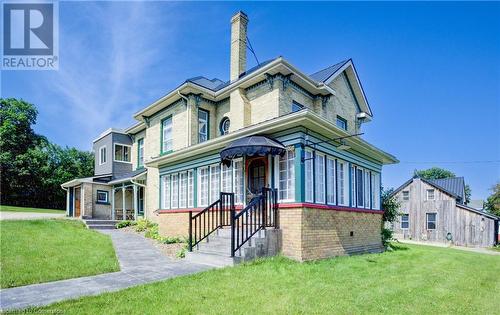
[62,11,398,262]
[390,176,499,247]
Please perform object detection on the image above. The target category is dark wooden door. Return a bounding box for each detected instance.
[74,187,81,217]
[248,159,266,194]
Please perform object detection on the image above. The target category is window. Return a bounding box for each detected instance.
[233,159,244,204]
[356,168,364,207]
[336,116,347,130]
[96,190,109,203]
[114,144,131,162]
[402,190,410,201]
[171,174,179,208]
[179,172,187,208]
[198,167,209,207]
[137,138,144,168]
[99,146,106,165]
[187,170,194,208]
[371,172,381,210]
[292,101,304,113]
[304,150,314,202]
[426,213,437,230]
[219,117,230,136]
[364,171,371,209]
[351,165,356,207]
[426,189,435,200]
[209,164,220,203]
[401,214,409,229]
[277,149,295,201]
[198,109,209,143]
[161,117,172,153]
[326,157,335,204]
[337,160,348,206]
[315,153,325,203]
[161,175,171,209]
[221,164,232,193]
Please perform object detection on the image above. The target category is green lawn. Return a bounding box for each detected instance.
[0,205,65,214]
[27,243,500,314]
[0,219,119,288]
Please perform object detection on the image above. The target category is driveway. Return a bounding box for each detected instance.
[0,212,66,220]
[0,230,212,311]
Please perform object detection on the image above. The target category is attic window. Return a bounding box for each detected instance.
[402,191,410,201]
[336,116,347,131]
[426,189,435,200]
[292,101,304,113]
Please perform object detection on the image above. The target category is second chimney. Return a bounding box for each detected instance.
[230,11,248,82]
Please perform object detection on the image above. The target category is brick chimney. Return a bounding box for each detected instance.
[230,11,248,82]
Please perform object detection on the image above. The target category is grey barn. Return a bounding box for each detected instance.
[390,176,498,247]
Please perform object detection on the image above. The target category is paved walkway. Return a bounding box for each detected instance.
[0,211,66,220]
[0,230,212,311]
[397,239,500,256]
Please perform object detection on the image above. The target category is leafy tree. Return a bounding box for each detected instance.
[1,98,94,209]
[381,188,401,249]
[414,167,471,204]
[484,182,500,217]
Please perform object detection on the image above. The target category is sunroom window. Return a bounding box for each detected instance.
[114,144,131,162]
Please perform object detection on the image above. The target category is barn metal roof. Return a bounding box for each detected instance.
[428,177,465,203]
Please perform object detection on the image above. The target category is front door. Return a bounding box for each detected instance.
[74,187,81,217]
[247,158,267,201]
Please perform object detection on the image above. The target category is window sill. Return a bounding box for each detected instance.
[96,202,110,205]
[160,150,173,156]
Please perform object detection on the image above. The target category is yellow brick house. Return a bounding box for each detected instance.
[62,11,398,263]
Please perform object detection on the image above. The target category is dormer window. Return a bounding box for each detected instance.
[99,146,106,165]
[220,117,230,135]
[292,101,304,113]
[114,144,131,163]
[336,116,347,131]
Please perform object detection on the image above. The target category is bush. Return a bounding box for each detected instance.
[381,228,394,248]
[144,223,159,239]
[135,219,154,232]
[115,220,136,229]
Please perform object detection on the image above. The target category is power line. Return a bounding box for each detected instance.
[246,36,259,65]
[399,160,500,165]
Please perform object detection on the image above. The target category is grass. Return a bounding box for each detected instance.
[0,205,65,214]
[26,243,500,314]
[0,219,119,288]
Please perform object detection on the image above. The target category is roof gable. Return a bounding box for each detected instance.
[428,177,465,203]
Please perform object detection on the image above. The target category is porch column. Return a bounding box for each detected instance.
[111,188,115,220]
[122,186,126,220]
[65,188,70,216]
[133,185,138,221]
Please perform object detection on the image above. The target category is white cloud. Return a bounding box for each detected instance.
[39,1,181,149]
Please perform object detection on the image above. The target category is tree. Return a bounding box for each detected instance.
[381,188,401,248]
[414,167,471,204]
[1,98,94,209]
[484,182,500,217]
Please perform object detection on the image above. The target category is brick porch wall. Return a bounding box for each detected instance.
[157,212,190,238]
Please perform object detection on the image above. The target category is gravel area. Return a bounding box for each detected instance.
[119,226,186,259]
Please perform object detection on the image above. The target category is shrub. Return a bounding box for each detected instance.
[115,220,136,229]
[135,219,154,232]
[144,223,159,239]
[381,228,394,248]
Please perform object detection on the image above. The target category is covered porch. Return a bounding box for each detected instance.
[109,169,147,221]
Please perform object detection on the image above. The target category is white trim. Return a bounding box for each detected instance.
[99,145,107,165]
[426,212,437,230]
[146,110,398,168]
[113,143,132,164]
[93,128,128,143]
[96,190,109,203]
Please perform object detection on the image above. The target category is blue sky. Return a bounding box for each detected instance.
[1,1,499,200]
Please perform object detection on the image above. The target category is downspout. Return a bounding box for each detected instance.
[178,91,190,147]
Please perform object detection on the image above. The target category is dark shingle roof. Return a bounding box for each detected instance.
[309,60,349,82]
[112,168,147,181]
[186,58,278,92]
[428,177,465,203]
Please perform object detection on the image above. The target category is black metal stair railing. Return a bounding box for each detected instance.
[188,192,234,251]
[231,187,278,257]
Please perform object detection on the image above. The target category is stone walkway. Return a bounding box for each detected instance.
[0,211,66,220]
[0,230,212,311]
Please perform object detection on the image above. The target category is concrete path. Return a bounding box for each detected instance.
[397,239,500,256]
[0,230,212,311]
[0,211,66,220]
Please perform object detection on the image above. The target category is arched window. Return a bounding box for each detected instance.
[220,117,230,135]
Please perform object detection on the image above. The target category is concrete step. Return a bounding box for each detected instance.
[184,251,235,268]
[84,220,119,225]
[87,224,116,230]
